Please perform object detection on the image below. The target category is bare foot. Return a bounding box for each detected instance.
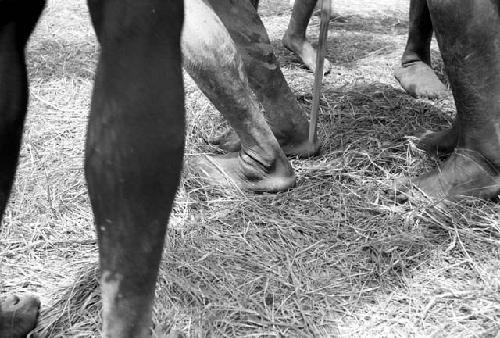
[282,32,331,75]
[394,148,500,201]
[416,125,458,156]
[0,295,40,338]
[209,129,320,158]
[192,151,296,193]
[395,61,447,98]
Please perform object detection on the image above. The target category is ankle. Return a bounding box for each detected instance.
[283,31,306,44]
[401,51,430,67]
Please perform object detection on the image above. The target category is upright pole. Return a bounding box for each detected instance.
[308,0,332,144]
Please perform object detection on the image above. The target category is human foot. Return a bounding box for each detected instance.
[192,150,296,193]
[395,61,447,98]
[394,148,500,201]
[0,294,40,338]
[209,129,320,158]
[282,32,331,75]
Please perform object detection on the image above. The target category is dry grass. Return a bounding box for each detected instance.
[1,0,499,337]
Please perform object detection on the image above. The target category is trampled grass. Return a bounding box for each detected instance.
[1,0,499,337]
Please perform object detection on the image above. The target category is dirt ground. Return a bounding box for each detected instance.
[1,0,499,337]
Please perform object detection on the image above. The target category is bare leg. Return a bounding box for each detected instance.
[86,0,185,336]
[249,0,259,10]
[406,0,500,199]
[208,0,319,158]
[0,1,45,337]
[283,0,332,75]
[395,0,447,98]
[183,0,295,192]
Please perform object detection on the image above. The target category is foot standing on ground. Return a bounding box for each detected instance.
[395,0,447,99]
[283,0,332,75]
[398,0,500,200]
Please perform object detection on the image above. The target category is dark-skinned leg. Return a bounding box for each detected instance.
[208,0,319,158]
[395,0,448,99]
[0,1,46,337]
[249,0,259,10]
[183,0,295,192]
[410,1,456,156]
[283,0,331,74]
[410,0,500,199]
[86,0,184,336]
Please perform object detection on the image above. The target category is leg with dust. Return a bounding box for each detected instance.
[0,1,46,337]
[284,0,332,75]
[398,0,500,200]
[86,1,185,336]
[183,0,296,192]
[207,0,319,158]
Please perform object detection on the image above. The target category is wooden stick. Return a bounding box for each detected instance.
[308,0,332,144]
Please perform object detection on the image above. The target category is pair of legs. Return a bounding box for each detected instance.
[396,0,455,155]
[404,0,500,199]
[395,0,447,98]
[1,1,184,337]
[183,0,319,192]
[285,0,447,98]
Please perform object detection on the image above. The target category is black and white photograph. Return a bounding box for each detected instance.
[1,0,499,337]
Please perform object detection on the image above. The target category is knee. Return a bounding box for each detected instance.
[182,0,241,73]
[88,1,183,42]
[426,0,469,19]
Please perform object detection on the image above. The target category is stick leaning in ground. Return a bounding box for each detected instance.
[309,0,332,144]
